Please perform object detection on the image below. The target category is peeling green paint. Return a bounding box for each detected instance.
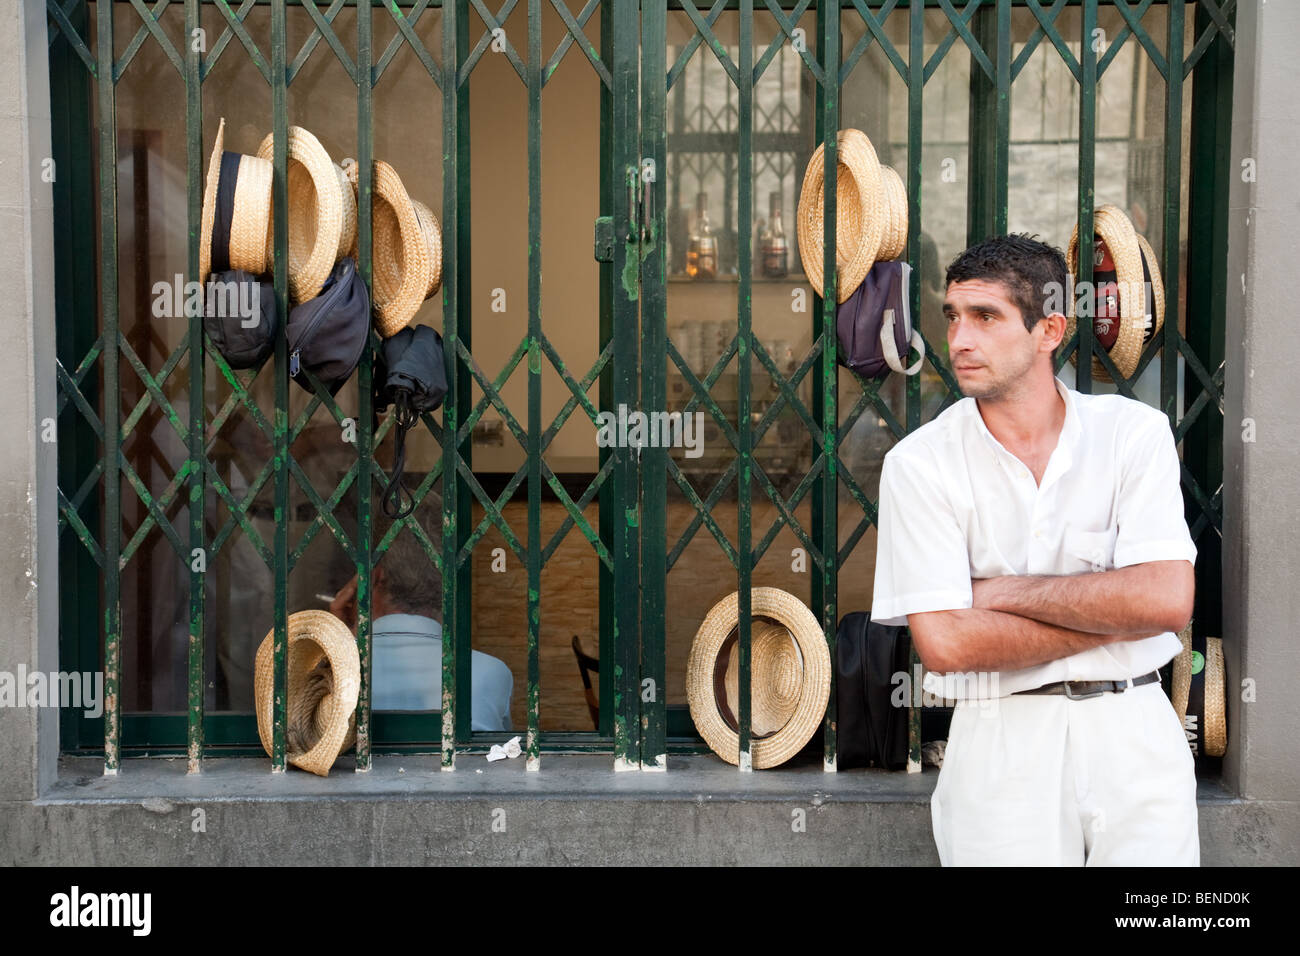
[621,240,640,300]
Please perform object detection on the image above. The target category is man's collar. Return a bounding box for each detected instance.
[373,613,442,639]
[968,376,1080,452]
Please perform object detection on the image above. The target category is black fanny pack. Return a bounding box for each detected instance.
[287,257,370,395]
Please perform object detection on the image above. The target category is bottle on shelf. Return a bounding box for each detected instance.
[761,191,788,278]
[686,191,717,280]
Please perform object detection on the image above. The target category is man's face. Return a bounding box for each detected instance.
[943,277,1043,399]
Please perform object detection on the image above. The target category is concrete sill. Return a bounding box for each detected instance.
[42,753,1240,805]
[44,753,942,804]
[5,754,1274,866]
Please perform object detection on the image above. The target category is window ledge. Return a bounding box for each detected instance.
[42,753,1240,805]
[43,753,941,804]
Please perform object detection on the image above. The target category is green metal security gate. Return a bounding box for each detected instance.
[48,0,1234,773]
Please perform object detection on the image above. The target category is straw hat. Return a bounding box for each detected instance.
[1064,204,1165,382]
[253,609,360,776]
[687,587,831,769]
[797,128,885,303]
[343,159,443,338]
[1171,623,1227,759]
[256,127,358,306]
[200,117,273,285]
[877,165,909,262]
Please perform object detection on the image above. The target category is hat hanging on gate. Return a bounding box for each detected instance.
[797,128,886,304]
[687,587,831,769]
[374,323,449,518]
[286,256,371,394]
[256,126,358,306]
[343,159,443,338]
[877,165,909,262]
[1064,204,1166,383]
[1171,622,1227,759]
[200,117,274,285]
[253,610,360,777]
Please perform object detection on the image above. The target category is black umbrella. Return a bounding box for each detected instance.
[375,325,448,518]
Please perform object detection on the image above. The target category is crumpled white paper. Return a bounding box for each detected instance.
[486,735,523,762]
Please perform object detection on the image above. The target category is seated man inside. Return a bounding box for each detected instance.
[331,511,513,731]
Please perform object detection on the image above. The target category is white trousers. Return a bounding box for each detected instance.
[931,681,1199,866]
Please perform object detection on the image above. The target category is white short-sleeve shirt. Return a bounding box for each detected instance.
[870,377,1196,699]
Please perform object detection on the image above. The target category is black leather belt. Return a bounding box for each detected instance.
[1014,670,1160,700]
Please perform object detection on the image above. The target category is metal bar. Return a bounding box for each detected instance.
[640,0,668,771]
[994,0,1009,233]
[270,0,289,771]
[97,0,123,776]
[597,0,615,741]
[611,0,640,770]
[53,0,102,756]
[353,0,374,772]
[819,0,841,772]
[809,0,826,769]
[185,0,205,773]
[1161,0,1183,422]
[1182,0,1232,634]
[905,0,924,772]
[735,0,754,772]
[525,0,543,771]
[440,0,463,770]
[1076,0,1097,393]
[453,5,474,749]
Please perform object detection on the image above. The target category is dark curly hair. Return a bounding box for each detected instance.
[945,234,1068,358]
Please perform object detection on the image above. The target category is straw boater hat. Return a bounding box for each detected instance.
[1171,623,1226,758]
[1065,204,1165,383]
[343,159,443,338]
[200,117,274,285]
[797,129,888,304]
[255,127,358,306]
[877,165,909,262]
[253,610,360,776]
[687,587,831,769]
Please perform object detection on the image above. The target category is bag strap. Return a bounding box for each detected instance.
[880,309,924,375]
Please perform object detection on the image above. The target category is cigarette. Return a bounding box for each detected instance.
[316,592,337,604]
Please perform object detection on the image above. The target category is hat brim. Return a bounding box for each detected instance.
[797,128,885,304]
[254,609,360,776]
[257,127,351,305]
[1065,204,1162,383]
[199,118,226,286]
[877,165,909,262]
[372,161,439,337]
[1170,624,1226,759]
[687,587,830,769]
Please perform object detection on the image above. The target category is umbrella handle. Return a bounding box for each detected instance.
[381,391,418,519]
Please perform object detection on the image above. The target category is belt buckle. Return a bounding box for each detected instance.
[1062,680,1106,701]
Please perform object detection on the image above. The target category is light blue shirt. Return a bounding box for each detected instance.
[371,614,513,732]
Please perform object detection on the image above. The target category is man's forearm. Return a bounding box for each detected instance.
[911,606,1161,674]
[972,561,1194,636]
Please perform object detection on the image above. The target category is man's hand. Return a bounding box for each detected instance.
[330,575,358,632]
[970,561,1193,637]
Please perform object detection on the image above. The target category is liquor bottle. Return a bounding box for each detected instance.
[762,191,788,278]
[686,192,717,279]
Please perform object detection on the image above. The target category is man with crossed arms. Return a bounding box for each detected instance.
[871,234,1199,866]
